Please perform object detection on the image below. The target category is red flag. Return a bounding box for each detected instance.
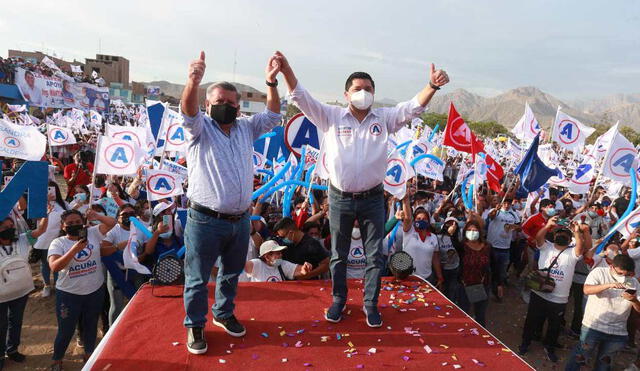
[485,154,504,193]
[443,103,484,154]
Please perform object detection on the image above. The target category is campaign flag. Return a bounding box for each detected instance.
[106,125,148,151]
[253,151,266,172]
[124,221,151,275]
[384,150,415,199]
[145,168,184,201]
[315,139,330,181]
[600,131,638,185]
[514,135,561,193]
[443,103,484,154]
[160,108,189,152]
[408,138,432,163]
[89,110,103,128]
[41,56,61,72]
[47,125,76,146]
[588,122,619,162]
[567,156,597,194]
[95,136,144,175]
[0,119,47,160]
[485,154,504,193]
[551,109,595,150]
[153,158,188,179]
[415,154,445,182]
[70,65,82,74]
[511,102,541,142]
[303,144,320,170]
[603,204,640,240]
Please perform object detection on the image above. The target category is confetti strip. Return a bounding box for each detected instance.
[261,332,269,338]
[453,365,462,369]
[295,341,304,348]
[424,345,432,354]
[472,359,486,367]
[440,344,450,349]
[402,356,410,361]
[282,358,288,363]
[348,341,354,348]
[280,331,286,337]
[368,348,377,354]
[219,359,226,364]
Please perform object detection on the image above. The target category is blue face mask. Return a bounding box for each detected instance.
[414,220,429,231]
[272,258,282,267]
[74,193,87,202]
[545,208,557,216]
[282,238,293,245]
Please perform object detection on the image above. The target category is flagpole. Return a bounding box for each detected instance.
[589,126,618,200]
[88,136,102,209]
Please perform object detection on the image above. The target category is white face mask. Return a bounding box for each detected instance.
[465,230,480,241]
[352,228,361,240]
[349,90,374,110]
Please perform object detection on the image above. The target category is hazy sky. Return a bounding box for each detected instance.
[2,1,638,103]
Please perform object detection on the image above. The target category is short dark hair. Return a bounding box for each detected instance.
[117,203,135,218]
[613,254,635,272]
[206,81,241,102]
[540,199,554,208]
[345,72,375,92]
[273,217,297,232]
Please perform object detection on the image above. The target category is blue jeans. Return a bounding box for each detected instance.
[328,186,385,307]
[41,251,58,286]
[565,327,627,371]
[491,248,510,287]
[0,294,29,357]
[106,271,125,326]
[53,287,105,360]
[183,208,249,328]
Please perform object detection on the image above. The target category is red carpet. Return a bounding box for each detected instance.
[86,277,533,370]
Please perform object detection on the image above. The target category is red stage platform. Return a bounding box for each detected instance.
[85,277,533,370]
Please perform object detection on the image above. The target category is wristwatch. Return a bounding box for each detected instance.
[429,81,440,90]
[266,79,278,87]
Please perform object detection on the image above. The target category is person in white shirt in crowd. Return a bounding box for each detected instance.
[278,50,449,327]
[18,70,43,105]
[487,198,521,301]
[48,209,116,370]
[621,234,640,351]
[34,181,69,298]
[244,240,312,282]
[69,185,91,214]
[401,197,444,287]
[99,204,137,326]
[437,217,462,303]
[519,218,590,363]
[0,213,49,369]
[565,254,640,371]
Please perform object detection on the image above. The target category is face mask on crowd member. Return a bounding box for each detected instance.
[553,229,572,247]
[609,255,635,283]
[259,240,287,267]
[344,73,375,111]
[117,206,136,229]
[62,211,86,238]
[206,84,240,125]
[464,223,481,241]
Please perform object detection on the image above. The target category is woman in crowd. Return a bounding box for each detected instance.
[141,203,184,272]
[437,216,462,303]
[458,220,492,327]
[401,197,444,288]
[0,211,49,369]
[48,209,116,370]
[245,240,312,282]
[34,181,68,298]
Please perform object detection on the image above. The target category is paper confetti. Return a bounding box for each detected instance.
[171,342,179,346]
[251,354,259,360]
[282,358,288,363]
[304,362,312,366]
[219,359,226,364]
[356,365,364,369]
[280,331,286,336]
[472,359,486,367]
[402,355,410,361]
[440,344,449,349]
[347,341,354,348]
[295,341,304,348]
[424,345,432,354]
[261,332,269,338]
[321,336,329,342]
[368,348,377,354]
[453,364,462,369]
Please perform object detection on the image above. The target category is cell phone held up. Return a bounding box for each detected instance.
[78,227,88,241]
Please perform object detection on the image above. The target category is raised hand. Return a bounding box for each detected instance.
[188,51,206,86]
[300,262,313,275]
[430,63,450,87]
[265,55,281,83]
[273,51,291,72]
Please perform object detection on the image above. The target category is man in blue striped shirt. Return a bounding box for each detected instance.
[180,51,282,355]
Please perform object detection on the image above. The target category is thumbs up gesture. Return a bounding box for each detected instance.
[429,63,450,88]
[188,51,206,86]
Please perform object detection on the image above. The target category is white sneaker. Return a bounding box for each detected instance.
[42,286,51,298]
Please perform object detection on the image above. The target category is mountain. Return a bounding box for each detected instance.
[428,86,600,129]
[572,93,640,128]
[144,80,265,99]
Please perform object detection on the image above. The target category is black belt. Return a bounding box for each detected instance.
[189,201,246,221]
[330,183,383,199]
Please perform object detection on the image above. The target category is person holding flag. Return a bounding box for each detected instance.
[277,50,449,327]
[180,51,283,355]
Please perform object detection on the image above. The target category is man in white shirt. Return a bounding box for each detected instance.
[519,218,590,363]
[565,255,640,370]
[277,51,449,328]
[18,70,43,106]
[487,198,521,300]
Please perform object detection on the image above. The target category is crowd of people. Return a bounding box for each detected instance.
[1,51,640,371]
[0,56,104,86]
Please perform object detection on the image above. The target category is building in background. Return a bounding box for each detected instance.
[7,49,83,72]
[84,54,129,89]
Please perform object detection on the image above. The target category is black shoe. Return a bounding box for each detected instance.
[213,315,246,337]
[544,347,558,363]
[549,342,565,350]
[187,327,208,355]
[325,302,346,323]
[363,305,383,328]
[7,351,26,363]
[517,343,529,356]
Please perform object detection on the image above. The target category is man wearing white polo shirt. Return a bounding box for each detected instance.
[277,51,449,327]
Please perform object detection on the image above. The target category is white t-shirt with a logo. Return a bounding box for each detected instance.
[247,259,296,282]
[582,267,640,336]
[346,235,366,279]
[48,226,105,295]
[402,228,438,279]
[487,209,520,249]
[438,234,460,270]
[533,241,581,304]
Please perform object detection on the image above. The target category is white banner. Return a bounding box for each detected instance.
[47,125,76,146]
[551,109,595,150]
[383,150,414,199]
[159,108,189,152]
[145,168,185,201]
[601,131,639,185]
[0,119,47,160]
[153,158,188,179]
[95,136,144,176]
[303,144,320,170]
[124,222,151,274]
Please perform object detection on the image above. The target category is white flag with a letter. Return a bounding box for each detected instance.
[0,119,46,160]
[145,168,184,201]
[601,131,638,185]
[95,136,144,176]
[384,150,414,199]
[47,125,76,146]
[551,109,595,150]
